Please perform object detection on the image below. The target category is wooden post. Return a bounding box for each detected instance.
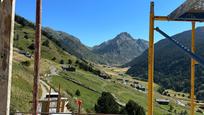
[46,87,51,114]
[32,0,42,114]
[190,21,196,115]
[61,100,65,112]
[148,1,154,115]
[57,85,61,112]
[0,0,15,115]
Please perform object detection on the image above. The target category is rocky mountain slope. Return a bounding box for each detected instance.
[92,32,148,65]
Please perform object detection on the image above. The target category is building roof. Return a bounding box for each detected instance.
[156,99,170,103]
[168,0,204,21]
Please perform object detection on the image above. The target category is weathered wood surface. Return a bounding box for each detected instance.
[169,0,204,20]
[0,0,15,115]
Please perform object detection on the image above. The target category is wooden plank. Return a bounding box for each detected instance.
[0,0,15,115]
[168,0,203,20]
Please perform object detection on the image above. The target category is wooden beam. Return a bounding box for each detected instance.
[0,0,16,115]
[148,1,154,115]
[32,0,42,114]
[154,16,204,22]
[190,21,196,115]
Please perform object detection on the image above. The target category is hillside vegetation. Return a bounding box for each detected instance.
[126,27,204,100]
[11,19,77,112]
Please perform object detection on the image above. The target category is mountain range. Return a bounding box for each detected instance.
[126,27,204,100]
[15,15,148,66]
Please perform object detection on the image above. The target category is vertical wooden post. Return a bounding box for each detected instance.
[57,85,61,112]
[61,101,65,112]
[32,0,42,114]
[148,1,154,115]
[190,21,196,115]
[46,87,51,114]
[0,0,15,115]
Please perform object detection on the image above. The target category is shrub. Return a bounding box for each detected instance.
[182,94,185,97]
[24,34,29,39]
[52,57,56,61]
[60,59,64,64]
[168,105,174,112]
[68,59,72,64]
[163,91,168,96]
[95,92,119,114]
[75,89,80,96]
[28,43,35,50]
[21,60,31,66]
[157,86,165,94]
[42,39,50,47]
[121,100,145,115]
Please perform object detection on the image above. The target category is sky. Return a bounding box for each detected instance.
[15,0,202,47]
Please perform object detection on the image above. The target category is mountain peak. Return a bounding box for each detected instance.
[92,32,148,65]
[114,32,134,41]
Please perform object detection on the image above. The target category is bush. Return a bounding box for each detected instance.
[28,43,35,50]
[60,59,64,64]
[24,34,29,39]
[121,100,145,115]
[163,91,168,96]
[75,89,80,96]
[52,57,56,61]
[68,59,72,64]
[182,94,185,97]
[42,39,50,47]
[168,105,174,112]
[21,60,31,66]
[62,66,76,72]
[95,92,120,114]
[157,86,165,94]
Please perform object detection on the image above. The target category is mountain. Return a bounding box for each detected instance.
[15,15,148,66]
[92,32,148,65]
[126,27,204,100]
[42,27,107,64]
[15,15,107,64]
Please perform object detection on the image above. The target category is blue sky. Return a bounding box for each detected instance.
[16,0,201,47]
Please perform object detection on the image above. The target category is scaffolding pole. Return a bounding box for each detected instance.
[190,21,196,115]
[148,2,154,115]
[0,0,15,115]
[32,0,42,114]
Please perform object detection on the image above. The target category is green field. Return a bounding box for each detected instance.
[48,68,202,115]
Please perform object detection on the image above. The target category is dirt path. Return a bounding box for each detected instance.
[40,79,72,114]
[40,80,55,99]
